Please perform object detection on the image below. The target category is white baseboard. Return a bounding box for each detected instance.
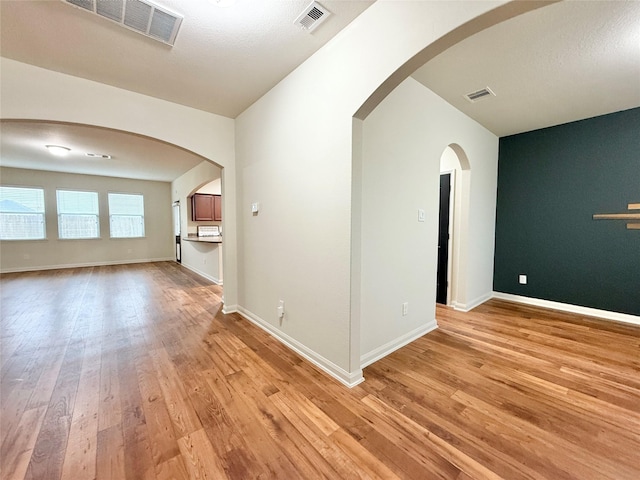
[222,305,238,314]
[492,292,640,327]
[236,306,364,388]
[452,291,493,312]
[360,319,438,368]
[0,257,174,274]
[179,263,222,285]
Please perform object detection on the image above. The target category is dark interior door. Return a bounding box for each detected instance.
[436,173,451,305]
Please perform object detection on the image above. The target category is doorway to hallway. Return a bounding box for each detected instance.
[436,173,451,304]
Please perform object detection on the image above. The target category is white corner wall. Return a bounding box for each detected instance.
[0,167,173,272]
[359,78,499,364]
[234,0,508,386]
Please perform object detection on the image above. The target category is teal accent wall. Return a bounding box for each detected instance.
[494,107,640,316]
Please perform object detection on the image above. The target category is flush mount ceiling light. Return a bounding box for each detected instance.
[45,145,71,156]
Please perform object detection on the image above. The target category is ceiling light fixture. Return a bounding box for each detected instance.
[209,0,236,7]
[45,145,71,156]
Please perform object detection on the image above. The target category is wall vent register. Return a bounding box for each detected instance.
[65,0,183,46]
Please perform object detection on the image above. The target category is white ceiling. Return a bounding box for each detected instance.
[0,0,374,119]
[412,0,640,137]
[0,0,373,181]
[1,0,639,181]
[0,121,207,182]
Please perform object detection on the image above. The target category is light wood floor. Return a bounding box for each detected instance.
[1,262,639,480]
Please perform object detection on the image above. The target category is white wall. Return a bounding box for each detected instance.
[0,58,238,306]
[235,0,507,386]
[440,146,460,171]
[358,78,499,364]
[181,241,222,284]
[197,179,222,195]
[0,166,172,272]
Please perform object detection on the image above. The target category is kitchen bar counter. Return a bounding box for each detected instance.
[182,235,222,244]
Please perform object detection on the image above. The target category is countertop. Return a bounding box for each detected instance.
[182,235,222,244]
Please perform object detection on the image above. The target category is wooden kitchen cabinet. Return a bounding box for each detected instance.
[213,194,222,221]
[191,194,222,221]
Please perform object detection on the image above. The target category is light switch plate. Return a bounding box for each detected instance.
[251,202,259,213]
[418,209,426,222]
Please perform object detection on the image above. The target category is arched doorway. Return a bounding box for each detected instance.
[438,144,471,308]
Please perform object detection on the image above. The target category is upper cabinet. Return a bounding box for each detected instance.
[213,194,222,221]
[191,194,222,222]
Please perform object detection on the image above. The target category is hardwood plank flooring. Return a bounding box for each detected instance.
[1,262,639,479]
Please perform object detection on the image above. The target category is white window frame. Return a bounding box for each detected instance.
[56,189,100,240]
[108,192,145,238]
[0,185,46,241]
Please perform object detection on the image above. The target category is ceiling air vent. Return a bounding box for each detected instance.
[464,87,496,103]
[295,2,331,32]
[65,0,183,46]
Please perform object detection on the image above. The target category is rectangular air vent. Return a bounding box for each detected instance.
[65,0,182,46]
[464,87,496,103]
[294,2,331,32]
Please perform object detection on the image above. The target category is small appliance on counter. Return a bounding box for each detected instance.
[197,225,220,237]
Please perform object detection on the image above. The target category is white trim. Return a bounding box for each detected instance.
[0,257,174,274]
[222,305,238,314]
[237,306,364,388]
[452,291,493,312]
[179,263,222,285]
[360,319,438,368]
[445,169,455,306]
[492,292,640,327]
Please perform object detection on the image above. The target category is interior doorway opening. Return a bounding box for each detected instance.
[436,172,452,304]
[438,144,470,308]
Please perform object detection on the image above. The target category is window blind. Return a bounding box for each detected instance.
[108,193,145,238]
[0,186,46,240]
[57,190,100,239]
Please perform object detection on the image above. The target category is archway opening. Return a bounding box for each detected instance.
[438,144,471,309]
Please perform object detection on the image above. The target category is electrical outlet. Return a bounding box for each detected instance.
[519,274,527,285]
[402,302,408,316]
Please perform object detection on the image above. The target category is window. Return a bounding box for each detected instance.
[0,186,46,240]
[57,190,100,239]
[108,193,145,238]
